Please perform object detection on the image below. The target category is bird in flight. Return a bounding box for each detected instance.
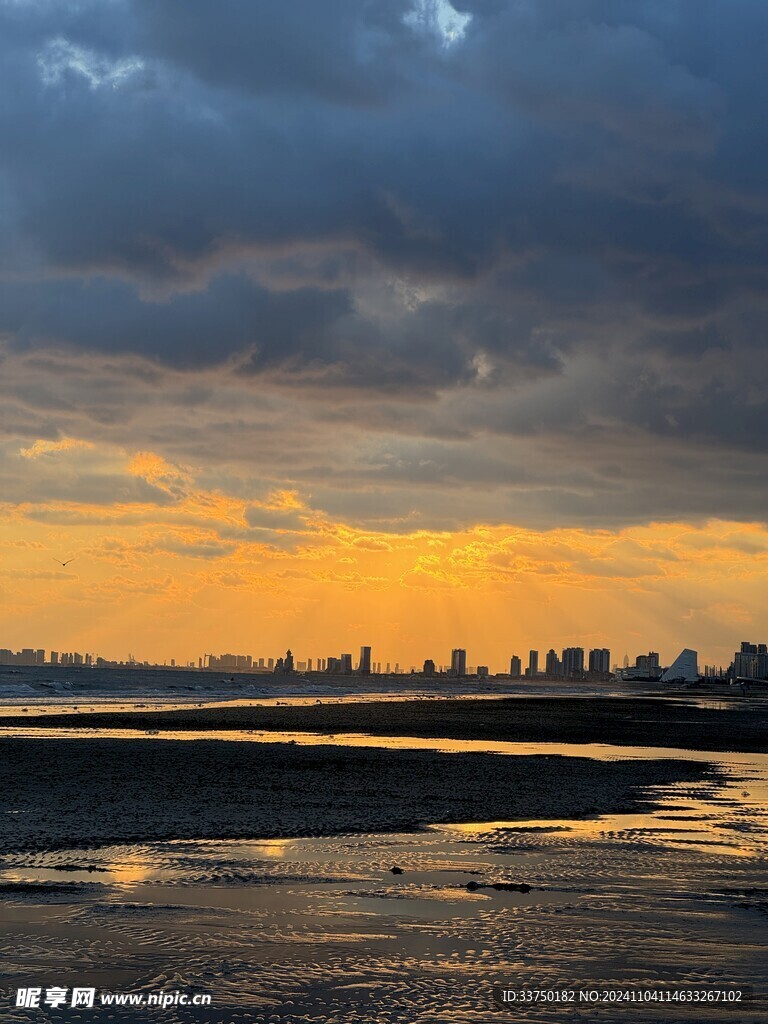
[53,557,75,567]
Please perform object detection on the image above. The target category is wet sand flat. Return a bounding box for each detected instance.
[1,758,766,1024]
[1,702,765,1022]
[6,695,768,752]
[0,738,716,854]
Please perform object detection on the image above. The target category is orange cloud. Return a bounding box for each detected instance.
[19,438,94,459]
[128,451,191,490]
[263,489,306,510]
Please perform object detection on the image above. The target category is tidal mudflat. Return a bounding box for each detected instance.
[0,699,766,1022]
[0,744,766,1022]
[8,694,767,753]
[0,738,711,851]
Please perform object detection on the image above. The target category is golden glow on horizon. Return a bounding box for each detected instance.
[2,437,767,669]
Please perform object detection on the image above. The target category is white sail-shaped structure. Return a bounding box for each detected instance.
[660,649,698,683]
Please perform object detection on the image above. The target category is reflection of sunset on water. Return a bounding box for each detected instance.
[1,752,766,1018]
[108,855,156,885]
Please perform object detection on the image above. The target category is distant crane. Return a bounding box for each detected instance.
[53,557,75,567]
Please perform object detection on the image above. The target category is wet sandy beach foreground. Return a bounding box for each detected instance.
[0,738,714,852]
[0,748,766,1023]
[1,698,766,1022]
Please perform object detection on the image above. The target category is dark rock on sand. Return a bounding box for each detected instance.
[467,880,532,893]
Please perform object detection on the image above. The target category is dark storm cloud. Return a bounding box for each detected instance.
[0,274,352,369]
[2,0,768,524]
[131,0,418,104]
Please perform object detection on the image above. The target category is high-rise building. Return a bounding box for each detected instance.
[545,648,561,677]
[340,653,353,674]
[423,659,436,676]
[588,648,611,674]
[636,652,660,672]
[509,655,522,678]
[733,641,768,680]
[476,665,489,679]
[358,646,372,675]
[527,650,539,678]
[450,648,467,677]
[562,647,585,677]
[619,651,663,681]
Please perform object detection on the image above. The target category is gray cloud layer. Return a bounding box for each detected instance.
[2,0,768,527]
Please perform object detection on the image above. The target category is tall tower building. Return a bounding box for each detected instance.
[450,648,467,677]
[527,650,539,678]
[562,647,585,677]
[358,646,372,675]
[509,655,522,677]
[545,648,561,677]
[588,648,611,674]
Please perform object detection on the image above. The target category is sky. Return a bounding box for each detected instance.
[2,0,768,670]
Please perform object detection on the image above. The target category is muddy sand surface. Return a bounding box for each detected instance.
[0,738,716,853]
[6,695,767,752]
